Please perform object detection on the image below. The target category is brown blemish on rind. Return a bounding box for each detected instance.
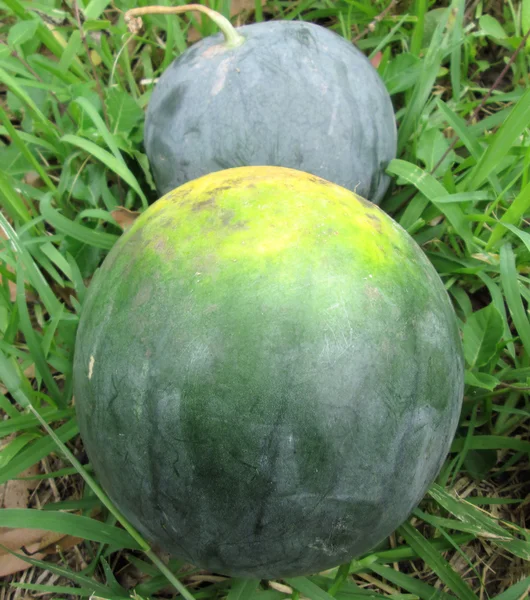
[231,220,249,230]
[306,174,335,188]
[173,189,192,203]
[221,209,235,226]
[356,196,373,208]
[161,218,177,229]
[188,185,233,212]
[192,197,217,211]
[391,242,406,257]
[212,185,233,193]
[366,212,382,232]
[209,185,233,202]
[306,174,327,184]
[154,239,167,254]
[139,167,402,278]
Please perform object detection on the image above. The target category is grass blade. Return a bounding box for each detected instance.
[487,181,530,249]
[11,583,96,597]
[465,87,530,190]
[3,0,88,79]
[73,97,127,163]
[287,577,385,600]
[84,0,112,20]
[410,0,427,57]
[16,268,64,407]
[0,213,62,316]
[369,563,454,600]
[462,303,504,368]
[492,576,530,600]
[61,134,148,208]
[397,6,451,152]
[450,0,465,100]
[451,436,530,453]
[428,485,530,560]
[500,243,530,356]
[0,432,39,468]
[0,408,74,437]
[386,159,475,248]
[0,67,58,140]
[436,99,502,193]
[0,547,129,597]
[0,169,33,225]
[398,522,479,600]
[0,418,78,484]
[501,224,530,254]
[0,508,142,549]
[0,106,58,194]
[286,578,336,600]
[227,579,260,600]
[40,195,119,250]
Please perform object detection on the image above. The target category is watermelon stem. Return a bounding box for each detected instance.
[124,3,245,48]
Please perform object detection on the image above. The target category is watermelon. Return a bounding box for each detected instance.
[74,167,463,578]
[142,14,397,203]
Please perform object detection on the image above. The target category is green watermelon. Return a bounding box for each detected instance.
[144,19,397,203]
[74,167,463,578]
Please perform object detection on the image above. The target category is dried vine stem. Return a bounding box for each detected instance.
[124,3,244,48]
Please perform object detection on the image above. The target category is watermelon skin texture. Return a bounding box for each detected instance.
[74,167,463,578]
[144,21,397,204]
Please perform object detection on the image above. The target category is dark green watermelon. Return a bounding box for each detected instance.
[74,167,463,578]
[144,21,397,203]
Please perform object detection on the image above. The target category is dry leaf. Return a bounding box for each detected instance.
[23,364,36,380]
[472,252,499,264]
[111,207,141,231]
[0,456,82,577]
[188,0,266,42]
[0,530,82,577]
[0,527,58,550]
[429,215,445,226]
[0,442,39,510]
[0,471,38,510]
[23,171,43,188]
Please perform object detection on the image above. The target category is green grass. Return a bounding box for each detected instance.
[0,0,529,598]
